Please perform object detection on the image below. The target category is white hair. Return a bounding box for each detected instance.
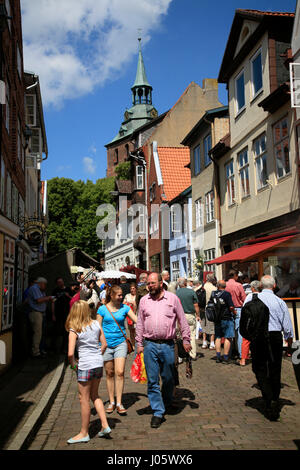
[261,275,275,289]
[178,277,187,287]
[250,280,262,292]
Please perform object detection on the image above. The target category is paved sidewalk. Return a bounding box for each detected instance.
[0,354,65,450]
[28,344,300,451]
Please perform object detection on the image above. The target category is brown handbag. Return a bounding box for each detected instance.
[106,305,134,354]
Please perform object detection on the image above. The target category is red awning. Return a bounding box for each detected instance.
[207,234,298,265]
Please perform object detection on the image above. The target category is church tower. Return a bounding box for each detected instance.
[108,38,158,144]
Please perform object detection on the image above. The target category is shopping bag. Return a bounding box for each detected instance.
[196,320,202,339]
[139,352,147,384]
[130,353,142,383]
[130,353,147,384]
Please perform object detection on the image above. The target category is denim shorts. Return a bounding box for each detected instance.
[102,340,128,362]
[215,320,235,339]
[77,367,103,382]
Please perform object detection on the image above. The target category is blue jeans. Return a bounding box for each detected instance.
[143,340,176,418]
[235,308,243,358]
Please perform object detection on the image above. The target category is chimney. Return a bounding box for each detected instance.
[202,78,219,104]
[202,78,218,92]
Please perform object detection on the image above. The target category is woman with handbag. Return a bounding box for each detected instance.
[97,285,137,415]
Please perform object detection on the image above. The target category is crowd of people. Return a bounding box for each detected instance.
[22,267,295,444]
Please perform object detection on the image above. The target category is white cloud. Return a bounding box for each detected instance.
[89,145,97,155]
[83,157,97,175]
[21,0,172,107]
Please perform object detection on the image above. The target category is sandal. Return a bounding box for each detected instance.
[106,403,115,413]
[116,404,127,415]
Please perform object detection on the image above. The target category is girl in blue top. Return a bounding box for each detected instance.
[98,285,137,415]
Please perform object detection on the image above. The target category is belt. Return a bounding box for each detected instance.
[145,338,174,345]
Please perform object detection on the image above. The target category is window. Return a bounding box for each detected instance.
[170,205,181,235]
[149,183,156,202]
[150,210,159,235]
[172,261,180,281]
[204,134,212,166]
[2,235,15,331]
[235,70,245,114]
[0,158,5,212]
[204,249,216,273]
[254,133,268,190]
[19,195,24,226]
[5,80,10,132]
[17,44,22,78]
[137,206,145,235]
[238,149,250,198]
[136,165,144,189]
[5,0,11,32]
[18,118,22,162]
[273,117,290,179]
[205,191,214,223]
[25,95,36,126]
[6,172,11,219]
[194,145,201,175]
[225,160,235,206]
[114,148,118,165]
[31,128,41,155]
[2,264,14,331]
[195,198,203,228]
[251,49,263,97]
[12,183,18,224]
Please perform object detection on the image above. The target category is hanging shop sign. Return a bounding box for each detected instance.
[24,219,46,247]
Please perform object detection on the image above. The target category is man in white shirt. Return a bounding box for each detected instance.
[243,275,294,421]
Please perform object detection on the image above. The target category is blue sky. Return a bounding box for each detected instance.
[21,0,297,183]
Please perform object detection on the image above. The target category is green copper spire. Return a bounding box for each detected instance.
[132,38,151,89]
[107,37,158,145]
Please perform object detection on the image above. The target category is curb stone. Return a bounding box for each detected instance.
[6,356,66,450]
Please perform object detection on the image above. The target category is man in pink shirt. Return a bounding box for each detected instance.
[225,270,246,360]
[136,272,191,429]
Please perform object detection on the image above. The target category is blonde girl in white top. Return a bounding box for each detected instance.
[66,300,110,444]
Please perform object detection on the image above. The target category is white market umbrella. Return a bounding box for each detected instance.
[99,270,136,280]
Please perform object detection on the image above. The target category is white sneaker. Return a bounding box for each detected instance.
[178,358,183,364]
[202,341,208,349]
[209,343,215,350]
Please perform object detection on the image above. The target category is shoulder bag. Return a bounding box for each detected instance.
[106,305,134,354]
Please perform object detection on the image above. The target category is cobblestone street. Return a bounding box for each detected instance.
[29,344,300,451]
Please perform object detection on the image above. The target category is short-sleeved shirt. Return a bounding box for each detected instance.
[226,279,246,307]
[97,304,130,348]
[27,284,47,313]
[176,288,198,314]
[70,320,103,370]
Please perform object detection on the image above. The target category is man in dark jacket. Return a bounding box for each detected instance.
[119,275,131,301]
